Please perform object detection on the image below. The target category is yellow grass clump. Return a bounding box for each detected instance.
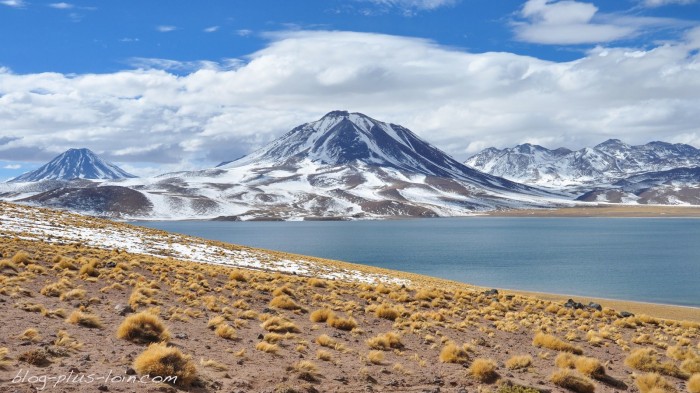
[117,311,171,343]
[550,369,595,393]
[133,343,197,387]
[366,332,403,350]
[533,332,583,354]
[682,358,700,375]
[506,355,533,370]
[310,308,334,323]
[327,314,358,331]
[214,324,237,340]
[261,317,300,333]
[255,341,279,354]
[469,358,499,383]
[66,310,103,328]
[0,347,11,369]
[18,328,41,342]
[688,374,700,393]
[375,303,401,321]
[367,350,385,365]
[634,372,676,393]
[316,350,332,361]
[269,295,302,311]
[439,342,469,364]
[625,348,687,379]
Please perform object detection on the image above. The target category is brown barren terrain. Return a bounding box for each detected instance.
[488,204,700,217]
[0,202,698,393]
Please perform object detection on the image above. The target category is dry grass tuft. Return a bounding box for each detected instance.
[133,343,197,387]
[626,348,687,379]
[506,355,533,370]
[366,332,403,350]
[294,360,320,381]
[59,288,86,301]
[375,303,401,321]
[17,328,41,342]
[367,350,385,365]
[682,358,700,375]
[117,311,171,344]
[66,310,103,328]
[533,332,583,354]
[270,295,302,311]
[469,358,499,383]
[327,314,358,331]
[316,350,332,361]
[199,358,227,371]
[439,342,469,364]
[214,324,237,340]
[310,308,334,323]
[0,347,12,370]
[261,317,300,333]
[255,341,279,354]
[634,372,677,393]
[688,374,700,393]
[550,369,595,393]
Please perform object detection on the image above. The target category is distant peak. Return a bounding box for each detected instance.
[322,110,350,118]
[596,139,627,148]
[65,147,94,154]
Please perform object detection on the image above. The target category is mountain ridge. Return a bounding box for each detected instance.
[9,148,136,183]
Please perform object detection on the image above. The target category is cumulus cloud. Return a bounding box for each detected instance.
[203,26,219,33]
[1,30,700,174]
[514,0,687,45]
[3,164,21,169]
[363,0,458,10]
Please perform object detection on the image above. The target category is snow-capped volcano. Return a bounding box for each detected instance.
[9,148,135,182]
[223,111,534,193]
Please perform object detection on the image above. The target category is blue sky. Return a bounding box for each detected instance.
[1,0,700,179]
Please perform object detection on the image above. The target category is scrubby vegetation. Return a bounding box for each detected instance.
[0,202,698,392]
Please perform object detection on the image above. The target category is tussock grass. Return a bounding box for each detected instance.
[550,369,595,393]
[116,311,171,344]
[375,303,401,321]
[635,372,677,393]
[199,358,227,371]
[682,358,700,374]
[533,332,583,354]
[17,328,41,342]
[255,341,279,354]
[316,349,332,361]
[310,308,334,323]
[59,288,86,301]
[294,360,320,381]
[18,348,50,366]
[469,358,499,383]
[688,374,700,393]
[261,317,300,333]
[214,324,237,340]
[270,295,302,311]
[66,310,103,328]
[367,350,385,365]
[133,343,197,387]
[439,342,469,364]
[0,347,11,369]
[327,314,357,331]
[506,355,533,370]
[366,332,402,350]
[626,348,688,379]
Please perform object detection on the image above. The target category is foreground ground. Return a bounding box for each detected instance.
[0,202,698,393]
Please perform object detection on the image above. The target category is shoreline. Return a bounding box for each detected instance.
[488,204,700,217]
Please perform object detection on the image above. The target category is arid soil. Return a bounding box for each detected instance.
[0,203,698,393]
[488,205,700,218]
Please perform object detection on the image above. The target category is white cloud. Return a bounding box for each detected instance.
[204,26,219,33]
[3,164,21,169]
[156,25,177,33]
[364,0,458,10]
[514,0,687,45]
[1,30,700,174]
[236,29,253,37]
[0,0,25,8]
[49,2,73,9]
[642,0,697,6]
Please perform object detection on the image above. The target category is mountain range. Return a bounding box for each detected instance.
[3,112,699,219]
[465,139,700,204]
[0,111,561,219]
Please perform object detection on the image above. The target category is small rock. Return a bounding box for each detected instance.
[483,289,499,296]
[80,354,90,361]
[97,385,109,391]
[619,311,635,318]
[587,302,603,311]
[125,367,136,375]
[174,333,188,340]
[105,262,116,268]
[564,299,584,310]
[114,304,133,316]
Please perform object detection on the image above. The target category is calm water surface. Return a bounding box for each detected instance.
[133,218,700,307]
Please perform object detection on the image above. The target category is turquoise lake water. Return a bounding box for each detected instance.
[133,218,700,307]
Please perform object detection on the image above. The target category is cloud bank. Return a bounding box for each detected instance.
[1,30,700,174]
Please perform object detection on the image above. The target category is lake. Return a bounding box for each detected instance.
[132,218,700,307]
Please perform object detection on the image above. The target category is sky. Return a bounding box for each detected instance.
[1,0,700,179]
